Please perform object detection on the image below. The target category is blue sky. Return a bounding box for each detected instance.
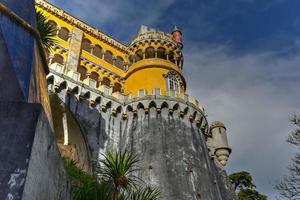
[49,0,300,198]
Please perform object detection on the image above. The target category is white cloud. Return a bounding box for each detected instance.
[184,44,300,198]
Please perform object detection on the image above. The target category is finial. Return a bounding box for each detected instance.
[171,25,182,35]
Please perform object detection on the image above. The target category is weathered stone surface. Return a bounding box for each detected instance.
[54,92,236,200]
[0,1,71,199]
[0,102,71,200]
[22,107,71,200]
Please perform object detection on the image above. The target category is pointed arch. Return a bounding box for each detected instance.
[149,101,157,108]
[126,105,133,112]
[184,107,189,115]
[137,102,145,110]
[161,101,169,109]
[106,101,112,109]
[173,103,180,111]
[116,106,123,114]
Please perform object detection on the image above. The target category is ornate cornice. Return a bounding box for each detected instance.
[35,0,127,53]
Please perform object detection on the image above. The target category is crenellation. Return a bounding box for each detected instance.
[34,0,236,198]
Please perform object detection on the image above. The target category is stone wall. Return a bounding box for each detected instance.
[53,90,236,200]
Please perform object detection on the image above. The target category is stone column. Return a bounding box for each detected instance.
[64,26,83,73]
[62,108,69,145]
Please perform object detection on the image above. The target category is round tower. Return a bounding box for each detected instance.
[124,26,185,97]
[210,121,232,166]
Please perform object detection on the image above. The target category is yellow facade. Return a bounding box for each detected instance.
[36,0,185,97]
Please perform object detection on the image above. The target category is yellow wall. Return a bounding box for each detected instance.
[124,68,169,96]
[36,1,186,98]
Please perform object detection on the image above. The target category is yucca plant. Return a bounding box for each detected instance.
[98,150,142,200]
[36,10,57,50]
[119,186,161,200]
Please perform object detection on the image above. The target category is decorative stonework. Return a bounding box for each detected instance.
[35,0,127,53]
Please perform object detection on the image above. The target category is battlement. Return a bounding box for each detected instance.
[47,64,231,167]
[47,65,204,117]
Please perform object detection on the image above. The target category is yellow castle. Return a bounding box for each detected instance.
[36,0,186,99]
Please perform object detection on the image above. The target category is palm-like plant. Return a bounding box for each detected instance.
[98,150,141,200]
[119,186,161,200]
[63,158,112,200]
[36,10,57,50]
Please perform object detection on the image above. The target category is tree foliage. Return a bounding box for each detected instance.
[275,114,300,199]
[229,171,267,200]
[98,150,142,200]
[63,158,112,200]
[229,171,256,190]
[64,150,161,200]
[36,10,56,50]
[238,189,267,200]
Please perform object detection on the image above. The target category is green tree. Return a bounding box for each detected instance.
[98,150,142,200]
[64,151,161,200]
[229,171,256,190]
[36,10,56,50]
[63,158,112,200]
[238,189,267,200]
[275,114,300,199]
[119,186,161,200]
[229,171,267,200]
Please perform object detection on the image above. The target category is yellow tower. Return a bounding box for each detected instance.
[124,25,185,97]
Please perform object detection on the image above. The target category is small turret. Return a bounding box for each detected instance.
[171,25,183,49]
[210,121,231,166]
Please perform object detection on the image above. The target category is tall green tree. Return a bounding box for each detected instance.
[229,171,267,200]
[275,114,300,199]
[36,10,56,50]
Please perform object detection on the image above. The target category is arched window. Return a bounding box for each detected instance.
[145,47,155,59]
[112,82,122,93]
[135,49,143,62]
[48,20,57,30]
[77,66,88,81]
[82,38,92,53]
[157,47,166,59]
[93,44,103,58]
[51,54,64,65]
[58,27,69,41]
[129,55,134,64]
[89,71,100,87]
[101,77,111,87]
[169,51,175,64]
[168,74,180,92]
[115,56,124,69]
[104,50,113,64]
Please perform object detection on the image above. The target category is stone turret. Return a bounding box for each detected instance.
[171,25,183,49]
[209,121,232,166]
